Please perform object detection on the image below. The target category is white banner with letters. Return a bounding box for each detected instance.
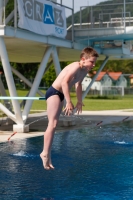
[17,0,67,38]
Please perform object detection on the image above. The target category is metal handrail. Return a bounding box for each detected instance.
[78,1,133,30]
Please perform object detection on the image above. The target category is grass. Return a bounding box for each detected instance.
[2,89,133,111]
[71,95,133,111]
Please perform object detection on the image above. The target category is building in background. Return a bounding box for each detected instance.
[129,74,133,87]
[82,71,128,92]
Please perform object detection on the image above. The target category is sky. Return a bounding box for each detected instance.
[56,0,107,15]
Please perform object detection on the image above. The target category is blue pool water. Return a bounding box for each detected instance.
[1,122,133,200]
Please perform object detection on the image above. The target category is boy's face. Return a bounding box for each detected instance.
[82,56,97,71]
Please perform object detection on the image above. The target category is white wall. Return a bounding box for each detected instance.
[116,76,127,87]
[82,74,112,91]
[82,74,127,92]
[82,76,103,91]
[82,76,91,91]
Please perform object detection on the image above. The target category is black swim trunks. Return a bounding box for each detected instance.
[45,86,64,102]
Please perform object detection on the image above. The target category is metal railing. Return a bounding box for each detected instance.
[78,1,133,29]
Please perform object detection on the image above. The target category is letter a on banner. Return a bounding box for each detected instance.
[43,4,54,24]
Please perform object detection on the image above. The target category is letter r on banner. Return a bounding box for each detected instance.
[34,1,43,21]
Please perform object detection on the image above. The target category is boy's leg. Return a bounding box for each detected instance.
[40,95,64,170]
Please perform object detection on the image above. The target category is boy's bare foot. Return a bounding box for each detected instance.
[40,152,54,170]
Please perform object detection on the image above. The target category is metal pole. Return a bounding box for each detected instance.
[0,103,16,122]
[14,0,17,28]
[0,37,23,124]
[80,7,82,28]
[124,0,126,31]
[0,75,12,110]
[91,6,93,28]
[0,0,3,25]
[72,0,74,15]
[82,56,109,100]
[71,0,74,44]
[5,0,9,6]
[52,47,61,76]
[0,97,46,100]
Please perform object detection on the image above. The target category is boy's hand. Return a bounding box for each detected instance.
[63,101,74,116]
[75,102,84,114]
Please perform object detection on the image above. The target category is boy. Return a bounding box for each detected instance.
[40,47,99,170]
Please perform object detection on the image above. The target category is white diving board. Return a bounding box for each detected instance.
[0,97,46,100]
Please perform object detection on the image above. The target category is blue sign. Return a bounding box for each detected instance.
[43,4,54,24]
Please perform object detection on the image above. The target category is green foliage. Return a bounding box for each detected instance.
[92,60,133,74]
[5,0,14,17]
[12,63,39,79]
[43,65,56,87]
[5,0,14,26]
[86,95,121,100]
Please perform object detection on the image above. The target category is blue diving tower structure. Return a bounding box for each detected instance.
[0,0,133,132]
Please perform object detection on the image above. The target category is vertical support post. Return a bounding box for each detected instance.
[90,6,93,28]
[100,86,103,96]
[72,0,74,44]
[129,12,130,26]
[52,47,61,76]
[14,0,17,29]
[0,75,12,110]
[22,46,53,121]
[122,86,124,96]
[109,13,111,27]
[0,0,3,25]
[5,0,9,6]
[80,7,82,29]
[124,0,126,32]
[82,56,109,100]
[0,37,23,124]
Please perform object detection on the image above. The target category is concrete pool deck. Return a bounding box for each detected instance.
[0,109,133,143]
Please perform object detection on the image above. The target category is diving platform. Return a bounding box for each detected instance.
[0,25,86,63]
[0,0,133,132]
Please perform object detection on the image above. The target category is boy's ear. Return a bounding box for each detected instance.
[81,57,85,61]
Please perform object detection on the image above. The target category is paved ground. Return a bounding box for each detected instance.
[0,109,133,143]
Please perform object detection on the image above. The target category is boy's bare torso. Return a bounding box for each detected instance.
[52,62,87,92]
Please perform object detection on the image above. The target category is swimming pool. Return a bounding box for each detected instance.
[0,121,133,200]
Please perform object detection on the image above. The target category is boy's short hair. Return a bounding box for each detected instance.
[80,47,99,59]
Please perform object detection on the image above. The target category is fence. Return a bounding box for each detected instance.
[87,87,133,96]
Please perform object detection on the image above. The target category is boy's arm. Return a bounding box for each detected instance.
[75,82,82,103]
[75,81,84,114]
[62,63,79,115]
[62,82,74,115]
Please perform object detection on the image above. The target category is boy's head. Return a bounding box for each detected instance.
[79,47,99,71]
[80,47,99,59]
